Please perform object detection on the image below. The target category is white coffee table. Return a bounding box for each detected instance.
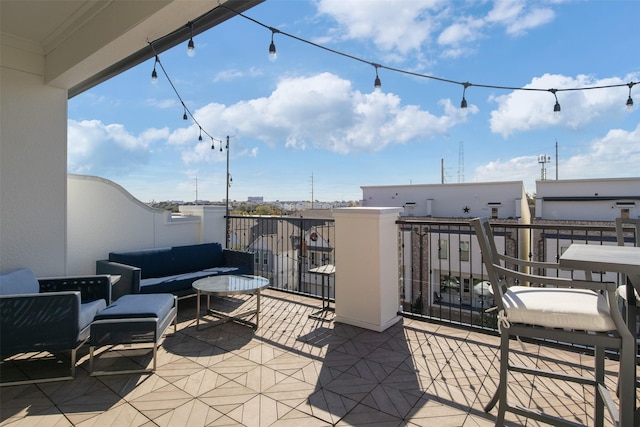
[192,275,269,330]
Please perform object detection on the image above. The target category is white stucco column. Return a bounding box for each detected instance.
[333,207,403,332]
[179,205,226,245]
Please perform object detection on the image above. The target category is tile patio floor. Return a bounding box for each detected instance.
[0,289,632,426]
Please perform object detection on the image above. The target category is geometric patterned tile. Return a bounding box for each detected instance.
[127,381,194,418]
[299,387,359,425]
[2,290,620,427]
[336,401,404,426]
[172,368,232,397]
[262,375,318,409]
[71,401,150,427]
[197,380,259,415]
[151,399,226,427]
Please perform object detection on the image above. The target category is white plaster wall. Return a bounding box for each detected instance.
[179,205,226,244]
[1,41,68,276]
[67,175,226,275]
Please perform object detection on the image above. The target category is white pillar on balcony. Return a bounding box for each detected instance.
[179,205,226,245]
[333,207,403,332]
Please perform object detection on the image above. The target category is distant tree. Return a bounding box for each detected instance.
[526,193,536,207]
[150,201,179,212]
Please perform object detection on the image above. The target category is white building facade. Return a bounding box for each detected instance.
[535,177,640,221]
[362,181,530,220]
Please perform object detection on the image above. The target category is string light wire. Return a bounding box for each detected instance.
[146,2,637,142]
[218,4,637,111]
[149,43,223,147]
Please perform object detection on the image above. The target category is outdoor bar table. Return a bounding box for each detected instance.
[560,243,640,425]
[559,244,640,323]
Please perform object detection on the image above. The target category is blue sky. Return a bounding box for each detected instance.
[68,0,640,203]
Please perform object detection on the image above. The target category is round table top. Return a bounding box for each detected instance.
[192,275,269,296]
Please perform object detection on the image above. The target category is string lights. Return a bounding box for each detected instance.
[147,3,637,146]
[460,82,471,109]
[149,43,224,150]
[373,64,381,91]
[151,56,159,83]
[269,27,279,60]
[549,89,561,114]
[186,22,195,57]
[216,4,637,113]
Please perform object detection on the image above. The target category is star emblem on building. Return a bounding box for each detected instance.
[463,206,470,213]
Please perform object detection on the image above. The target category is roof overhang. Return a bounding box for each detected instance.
[0,0,264,97]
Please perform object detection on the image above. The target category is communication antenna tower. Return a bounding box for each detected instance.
[538,155,551,180]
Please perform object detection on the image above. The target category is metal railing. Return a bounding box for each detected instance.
[228,215,335,299]
[397,218,629,333]
[228,215,635,336]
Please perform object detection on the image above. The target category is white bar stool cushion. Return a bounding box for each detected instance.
[503,286,616,332]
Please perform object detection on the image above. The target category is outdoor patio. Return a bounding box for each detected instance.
[0,289,630,426]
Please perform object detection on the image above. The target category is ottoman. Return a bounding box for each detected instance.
[89,293,177,376]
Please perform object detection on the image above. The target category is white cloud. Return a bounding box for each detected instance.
[68,119,168,175]
[316,0,443,55]
[504,7,554,35]
[485,0,525,24]
[212,67,263,83]
[167,72,475,156]
[473,123,640,192]
[561,124,640,179]
[314,1,559,62]
[145,98,178,109]
[437,17,484,46]
[489,73,638,137]
[437,0,555,53]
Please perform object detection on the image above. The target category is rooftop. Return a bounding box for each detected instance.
[1,290,628,426]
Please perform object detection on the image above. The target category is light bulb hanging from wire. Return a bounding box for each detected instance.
[373,64,381,91]
[187,22,195,57]
[182,102,188,121]
[550,89,561,114]
[460,82,471,109]
[151,56,159,84]
[269,27,278,61]
[198,128,203,141]
[627,82,635,110]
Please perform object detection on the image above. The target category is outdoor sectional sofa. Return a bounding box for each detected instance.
[96,242,254,300]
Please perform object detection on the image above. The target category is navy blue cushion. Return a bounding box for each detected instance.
[170,243,223,274]
[109,247,173,279]
[109,243,224,279]
[80,299,107,330]
[139,271,219,294]
[0,268,39,295]
[95,294,174,321]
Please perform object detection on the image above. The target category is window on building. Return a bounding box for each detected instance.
[621,208,630,219]
[262,252,269,265]
[438,239,448,259]
[460,241,470,261]
[310,252,317,266]
[491,207,498,219]
[462,277,470,294]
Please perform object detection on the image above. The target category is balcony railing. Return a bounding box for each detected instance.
[397,218,631,333]
[229,215,632,335]
[228,214,336,298]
